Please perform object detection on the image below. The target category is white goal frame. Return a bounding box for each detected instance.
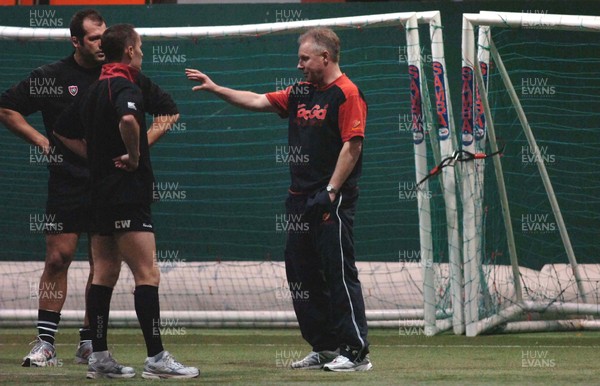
[461,11,600,336]
[410,11,463,336]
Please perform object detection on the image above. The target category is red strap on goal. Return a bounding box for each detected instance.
[416,145,505,188]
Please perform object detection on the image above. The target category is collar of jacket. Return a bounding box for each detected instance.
[99,63,139,82]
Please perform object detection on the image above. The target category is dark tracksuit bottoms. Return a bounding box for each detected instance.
[284,187,369,361]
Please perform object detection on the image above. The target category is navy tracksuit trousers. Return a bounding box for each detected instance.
[284,187,369,361]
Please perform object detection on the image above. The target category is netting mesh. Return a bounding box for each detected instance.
[469,24,600,323]
[0,28,418,263]
[0,21,450,324]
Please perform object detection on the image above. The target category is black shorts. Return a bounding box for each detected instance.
[42,205,91,234]
[93,204,154,236]
[43,172,92,234]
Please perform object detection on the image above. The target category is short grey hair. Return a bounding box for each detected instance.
[298,27,340,63]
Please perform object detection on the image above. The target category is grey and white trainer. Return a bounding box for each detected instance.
[86,351,135,379]
[142,351,199,379]
[290,350,339,370]
[74,340,92,364]
[323,354,373,372]
[22,337,57,367]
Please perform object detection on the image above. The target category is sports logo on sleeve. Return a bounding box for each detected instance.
[127,101,137,111]
[68,85,78,96]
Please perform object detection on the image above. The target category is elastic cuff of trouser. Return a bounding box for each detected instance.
[340,347,369,362]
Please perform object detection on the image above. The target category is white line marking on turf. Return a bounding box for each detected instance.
[2,373,68,376]
[3,343,597,349]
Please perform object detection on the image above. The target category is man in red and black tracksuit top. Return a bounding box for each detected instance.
[266,71,370,366]
[186,27,371,371]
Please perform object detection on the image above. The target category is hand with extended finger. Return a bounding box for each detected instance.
[185,68,217,92]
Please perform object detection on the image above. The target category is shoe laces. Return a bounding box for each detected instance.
[163,353,185,370]
[28,338,51,355]
[100,353,119,367]
[104,356,130,373]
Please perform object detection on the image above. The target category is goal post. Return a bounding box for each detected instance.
[409,11,463,336]
[0,11,462,331]
[461,11,600,336]
[0,12,420,40]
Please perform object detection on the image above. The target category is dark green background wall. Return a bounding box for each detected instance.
[0,1,598,265]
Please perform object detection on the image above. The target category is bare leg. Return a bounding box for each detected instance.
[38,233,79,312]
[90,235,121,287]
[21,233,79,366]
[115,231,159,286]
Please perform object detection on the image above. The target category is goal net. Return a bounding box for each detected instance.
[459,11,600,336]
[0,11,458,331]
